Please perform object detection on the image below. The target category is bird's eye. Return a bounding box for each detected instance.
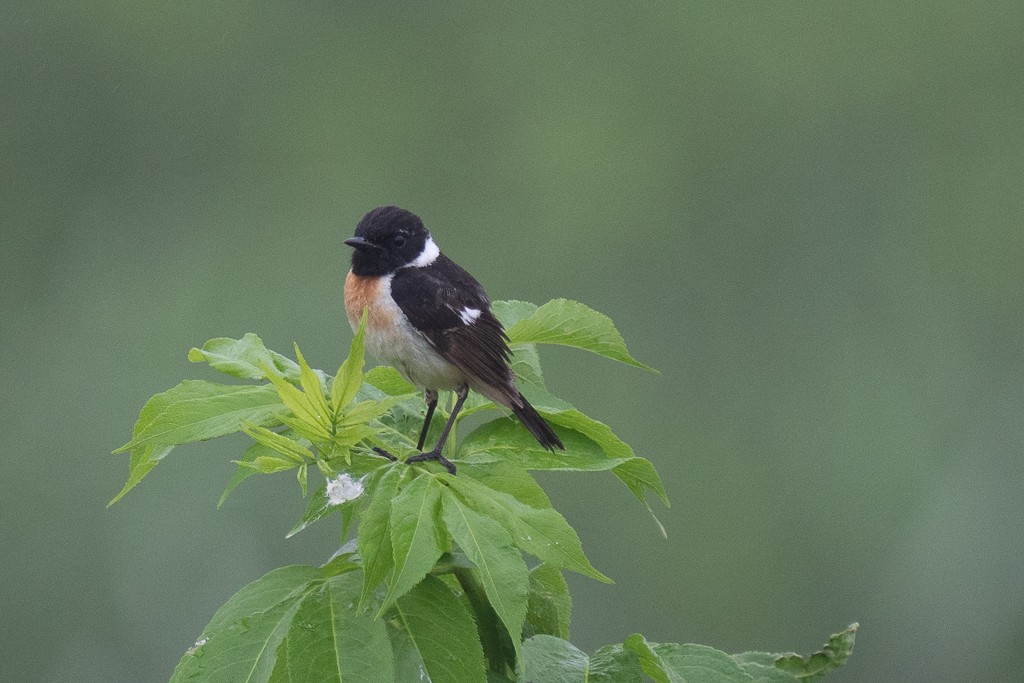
[393,235,406,248]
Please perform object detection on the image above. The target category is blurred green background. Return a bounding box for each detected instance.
[3,2,1022,681]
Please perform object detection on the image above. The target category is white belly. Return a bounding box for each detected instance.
[347,273,466,390]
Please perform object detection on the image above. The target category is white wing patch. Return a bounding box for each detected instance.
[458,307,482,325]
[409,236,440,267]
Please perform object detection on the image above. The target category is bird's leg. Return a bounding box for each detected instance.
[406,384,469,475]
[371,389,441,465]
[371,447,397,462]
[416,389,439,451]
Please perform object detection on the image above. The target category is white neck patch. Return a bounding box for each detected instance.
[409,236,440,267]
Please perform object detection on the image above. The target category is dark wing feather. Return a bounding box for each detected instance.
[390,255,517,398]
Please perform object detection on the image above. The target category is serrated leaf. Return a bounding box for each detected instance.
[365,365,416,396]
[611,456,670,508]
[769,623,858,681]
[387,622,429,682]
[509,343,545,387]
[460,418,630,472]
[111,387,185,505]
[234,455,297,474]
[625,635,756,683]
[339,394,415,427]
[357,384,429,452]
[242,423,314,464]
[506,299,657,372]
[379,474,446,615]
[263,368,326,435]
[331,309,367,415]
[461,462,552,510]
[526,564,572,640]
[358,466,402,611]
[277,414,332,443]
[218,440,282,508]
[520,635,643,683]
[285,483,348,538]
[294,344,332,427]
[730,656,799,683]
[491,300,538,328]
[107,444,172,506]
[518,382,670,529]
[612,457,670,537]
[331,423,376,448]
[114,381,287,453]
[446,475,611,583]
[188,333,292,381]
[394,576,487,683]
[441,487,529,665]
[268,571,393,683]
[170,565,322,683]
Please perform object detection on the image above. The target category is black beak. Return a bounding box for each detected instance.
[344,236,379,251]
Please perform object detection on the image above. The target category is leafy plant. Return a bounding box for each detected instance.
[112,299,857,682]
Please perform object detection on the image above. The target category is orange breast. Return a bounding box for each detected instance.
[344,271,394,330]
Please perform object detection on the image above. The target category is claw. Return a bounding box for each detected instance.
[406,450,457,475]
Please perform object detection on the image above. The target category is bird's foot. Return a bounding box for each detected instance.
[405,449,457,475]
[371,447,398,462]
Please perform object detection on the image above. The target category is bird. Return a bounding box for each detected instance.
[343,206,564,474]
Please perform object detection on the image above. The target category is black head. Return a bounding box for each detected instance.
[346,206,434,276]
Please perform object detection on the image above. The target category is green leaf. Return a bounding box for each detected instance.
[286,484,346,538]
[330,423,376,449]
[234,455,297,474]
[767,623,858,681]
[461,462,552,510]
[218,440,276,508]
[339,395,415,427]
[170,565,322,683]
[446,475,611,583]
[441,486,529,665]
[276,414,332,444]
[394,576,487,683]
[460,418,630,472]
[509,343,545,387]
[387,622,430,682]
[296,463,307,497]
[263,369,329,439]
[520,635,643,683]
[491,300,538,328]
[365,365,416,396]
[611,456,670,508]
[242,423,314,464]
[331,308,367,415]
[379,473,446,615]
[294,344,332,427]
[357,466,402,610]
[114,381,286,453]
[611,457,670,537]
[526,564,572,640]
[357,384,428,452]
[730,657,799,683]
[520,636,589,682]
[107,444,171,506]
[505,299,657,372]
[268,571,394,683]
[188,333,297,381]
[624,635,756,683]
[519,382,670,530]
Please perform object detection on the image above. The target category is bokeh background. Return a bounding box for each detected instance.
[3,2,1022,681]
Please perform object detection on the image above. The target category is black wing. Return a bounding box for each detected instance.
[390,255,516,396]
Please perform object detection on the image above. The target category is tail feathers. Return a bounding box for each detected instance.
[510,394,564,451]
